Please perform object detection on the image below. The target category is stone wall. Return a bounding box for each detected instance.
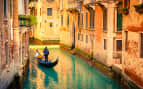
[122,0,143,87]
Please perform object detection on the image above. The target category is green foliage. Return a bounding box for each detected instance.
[121,8,129,11]
[89,51,94,60]
[134,4,143,10]
[74,48,89,57]
[14,72,20,80]
[19,15,37,27]
[28,15,37,26]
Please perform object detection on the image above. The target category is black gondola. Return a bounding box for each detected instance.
[36,57,58,68]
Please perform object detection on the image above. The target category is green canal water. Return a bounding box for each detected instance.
[22,46,123,89]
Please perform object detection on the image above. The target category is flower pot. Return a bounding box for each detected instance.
[137,8,143,13]
[123,10,129,15]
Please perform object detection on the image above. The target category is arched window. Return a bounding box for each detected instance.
[124,0,130,8]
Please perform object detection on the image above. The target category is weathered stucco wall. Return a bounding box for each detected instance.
[122,0,143,87]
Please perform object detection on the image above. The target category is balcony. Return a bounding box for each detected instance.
[84,0,95,5]
[67,0,81,12]
[113,51,122,64]
[19,15,37,27]
[29,0,38,8]
[113,51,122,59]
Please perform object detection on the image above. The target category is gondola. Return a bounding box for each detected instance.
[36,57,58,68]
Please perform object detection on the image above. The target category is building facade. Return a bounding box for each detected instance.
[63,0,123,66]
[94,0,123,66]
[60,0,74,46]
[0,0,30,89]
[122,0,143,87]
[29,0,60,41]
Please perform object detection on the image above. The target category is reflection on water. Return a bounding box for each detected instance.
[37,65,58,87]
[22,46,122,89]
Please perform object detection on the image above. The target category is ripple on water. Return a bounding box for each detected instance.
[22,47,123,89]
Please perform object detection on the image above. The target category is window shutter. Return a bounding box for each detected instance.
[117,13,122,31]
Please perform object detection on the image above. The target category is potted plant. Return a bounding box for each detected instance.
[134,4,143,13]
[121,8,129,15]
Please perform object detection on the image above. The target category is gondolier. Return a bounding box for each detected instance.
[43,47,49,63]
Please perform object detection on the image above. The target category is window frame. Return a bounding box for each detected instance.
[86,35,88,43]
[117,9,122,32]
[61,15,63,26]
[67,15,69,27]
[81,34,83,41]
[124,0,130,8]
[104,39,107,50]
[80,13,83,28]
[103,7,107,31]
[89,10,95,30]
[78,13,80,27]
[4,0,8,19]
[86,12,88,29]
[116,39,122,51]
[47,8,52,16]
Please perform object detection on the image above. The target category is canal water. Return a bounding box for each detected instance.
[22,45,123,89]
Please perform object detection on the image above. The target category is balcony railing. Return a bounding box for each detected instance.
[84,0,95,5]
[113,51,122,59]
[29,0,38,8]
[29,0,38,2]
[19,15,37,27]
[67,0,81,11]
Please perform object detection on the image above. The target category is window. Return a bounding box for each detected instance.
[125,31,128,51]
[49,22,53,27]
[103,7,107,31]
[90,10,95,29]
[4,0,7,18]
[117,12,122,31]
[86,12,88,28]
[140,33,143,58]
[124,0,130,8]
[116,40,122,51]
[104,39,107,50]
[78,33,80,40]
[10,0,13,17]
[47,8,52,16]
[61,15,63,26]
[80,13,83,27]
[40,8,41,16]
[67,15,69,27]
[78,14,80,27]
[81,34,83,41]
[86,35,88,43]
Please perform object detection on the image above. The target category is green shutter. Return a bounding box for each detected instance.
[117,13,122,31]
